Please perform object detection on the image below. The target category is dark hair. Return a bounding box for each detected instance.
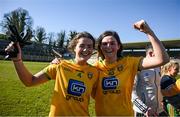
[97,30,123,60]
[68,31,95,53]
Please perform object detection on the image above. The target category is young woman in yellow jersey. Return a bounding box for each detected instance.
[5,32,99,116]
[93,20,169,116]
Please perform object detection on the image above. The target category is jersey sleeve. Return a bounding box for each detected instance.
[128,56,143,81]
[42,64,58,80]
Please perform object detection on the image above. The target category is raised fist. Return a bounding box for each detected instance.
[134,20,152,34]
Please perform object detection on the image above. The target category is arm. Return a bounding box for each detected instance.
[7,43,49,87]
[134,20,169,70]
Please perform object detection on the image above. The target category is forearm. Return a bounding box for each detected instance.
[13,60,34,87]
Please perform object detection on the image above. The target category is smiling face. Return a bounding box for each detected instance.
[97,31,123,62]
[74,37,94,65]
[100,36,120,63]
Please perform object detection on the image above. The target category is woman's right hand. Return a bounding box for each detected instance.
[5,42,22,62]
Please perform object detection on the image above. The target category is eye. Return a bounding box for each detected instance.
[88,45,93,49]
[110,42,116,45]
[102,42,107,46]
[79,44,85,48]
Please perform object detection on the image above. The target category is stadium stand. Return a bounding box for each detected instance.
[0,39,180,61]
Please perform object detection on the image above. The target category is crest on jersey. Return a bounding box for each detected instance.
[117,65,123,71]
[108,68,115,75]
[87,72,93,79]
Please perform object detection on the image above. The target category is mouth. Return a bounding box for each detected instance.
[80,51,91,58]
[103,49,113,54]
[82,51,89,55]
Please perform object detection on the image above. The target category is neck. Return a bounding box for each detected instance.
[74,59,87,66]
[104,56,117,64]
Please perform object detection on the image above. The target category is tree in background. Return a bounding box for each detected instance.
[57,30,66,48]
[34,26,47,44]
[0,7,79,59]
[68,30,77,41]
[47,32,55,46]
[65,30,77,48]
[0,33,7,40]
[0,7,33,40]
[47,32,55,54]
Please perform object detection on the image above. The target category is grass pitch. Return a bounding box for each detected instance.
[0,60,54,116]
[0,60,95,116]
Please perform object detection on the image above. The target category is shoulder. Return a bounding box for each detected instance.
[121,56,143,64]
[120,56,143,69]
[161,75,173,83]
[161,75,175,89]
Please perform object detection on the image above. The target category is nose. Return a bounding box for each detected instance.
[83,48,87,52]
[107,43,111,47]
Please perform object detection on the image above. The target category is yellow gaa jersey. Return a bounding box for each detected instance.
[43,59,99,116]
[93,56,142,116]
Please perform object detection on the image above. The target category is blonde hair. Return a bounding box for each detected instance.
[161,60,179,76]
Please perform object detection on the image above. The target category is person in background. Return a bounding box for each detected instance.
[93,19,169,116]
[5,31,99,116]
[161,60,180,116]
[131,44,168,117]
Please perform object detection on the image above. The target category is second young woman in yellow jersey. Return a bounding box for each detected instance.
[93,20,169,116]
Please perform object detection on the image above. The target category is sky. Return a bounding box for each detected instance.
[0,0,180,43]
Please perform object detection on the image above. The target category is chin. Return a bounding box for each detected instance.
[80,57,89,62]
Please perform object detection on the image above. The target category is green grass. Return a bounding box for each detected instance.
[0,60,53,116]
[0,60,96,116]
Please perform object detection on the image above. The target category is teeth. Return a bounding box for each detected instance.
[82,52,89,56]
[105,50,112,53]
